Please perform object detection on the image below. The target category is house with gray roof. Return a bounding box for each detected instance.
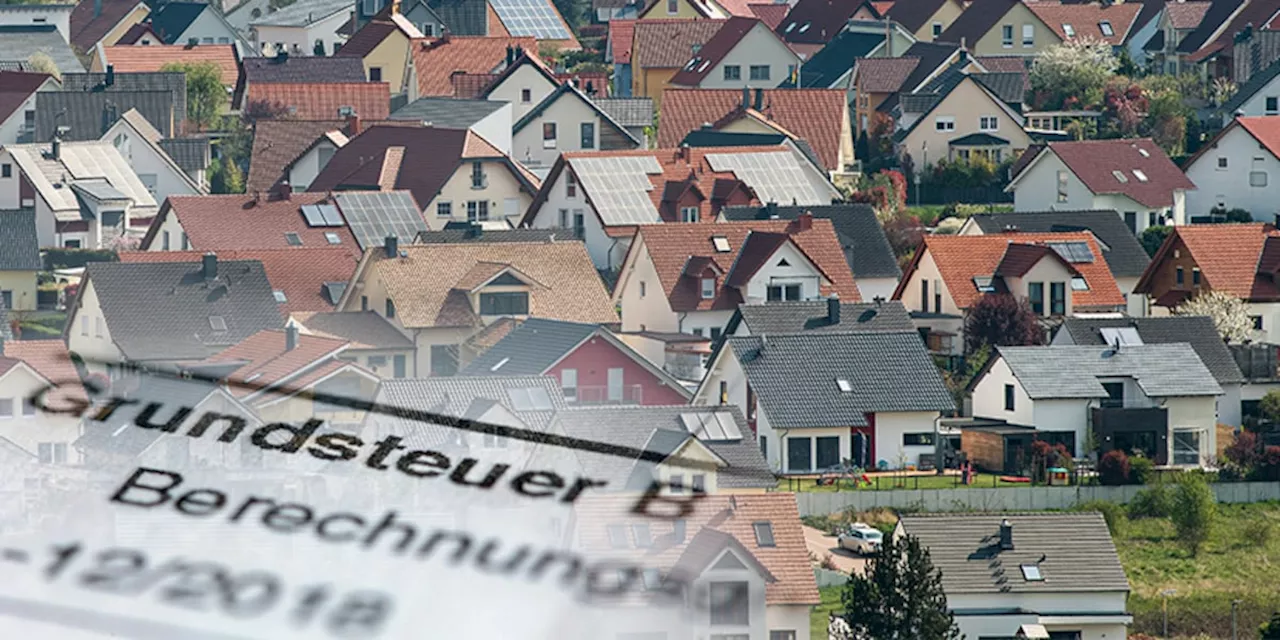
[0,210,43,311]
[721,299,915,340]
[389,96,513,154]
[60,71,187,132]
[100,108,206,201]
[694,331,954,473]
[970,344,1222,467]
[0,25,85,76]
[35,89,176,141]
[897,512,1131,640]
[591,97,653,146]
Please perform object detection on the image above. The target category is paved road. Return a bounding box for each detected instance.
[802,525,868,576]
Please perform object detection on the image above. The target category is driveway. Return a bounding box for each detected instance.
[802,525,868,576]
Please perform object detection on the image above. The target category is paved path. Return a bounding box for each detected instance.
[802,525,868,576]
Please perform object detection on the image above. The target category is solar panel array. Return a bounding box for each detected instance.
[301,204,344,227]
[507,387,554,411]
[571,155,664,225]
[705,152,829,206]
[678,411,743,441]
[334,192,428,251]
[1047,241,1094,263]
[489,0,571,40]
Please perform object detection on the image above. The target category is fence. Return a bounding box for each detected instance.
[795,481,1280,516]
[814,568,848,588]
[912,184,1013,206]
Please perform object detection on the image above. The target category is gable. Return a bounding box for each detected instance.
[486,61,558,120]
[899,77,1030,151]
[974,1,1059,53]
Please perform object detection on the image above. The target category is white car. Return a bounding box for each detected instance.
[837,524,883,555]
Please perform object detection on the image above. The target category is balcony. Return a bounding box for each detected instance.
[1230,343,1280,381]
[1090,406,1168,465]
[16,125,34,143]
[568,384,644,405]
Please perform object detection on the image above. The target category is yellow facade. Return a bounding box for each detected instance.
[971,3,1060,57]
[364,29,413,95]
[635,68,677,107]
[97,4,151,49]
[0,271,38,312]
[912,0,964,42]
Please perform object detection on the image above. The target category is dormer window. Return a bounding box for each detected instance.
[701,277,715,299]
[480,291,529,315]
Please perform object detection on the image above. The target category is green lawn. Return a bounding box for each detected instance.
[907,203,1014,226]
[811,586,842,640]
[777,473,1029,493]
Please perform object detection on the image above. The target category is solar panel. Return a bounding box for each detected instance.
[334,192,428,251]
[1047,241,1094,263]
[318,204,344,226]
[301,204,327,227]
[713,412,742,439]
[489,0,571,40]
[705,152,829,206]
[1100,327,1143,346]
[571,156,664,225]
[678,411,743,441]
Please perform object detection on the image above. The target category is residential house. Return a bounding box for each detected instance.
[630,19,724,106]
[460,317,692,405]
[0,339,89,465]
[892,72,1032,168]
[335,11,424,92]
[787,25,899,90]
[721,203,901,300]
[1144,1,1212,76]
[143,1,252,53]
[659,88,854,175]
[390,97,513,153]
[478,47,560,121]
[1183,116,1280,220]
[101,108,206,205]
[1007,138,1196,232]
[1173,0,1278,78]
[969,344,1221,465]
[413,225,560,243]
[1023,1,1143,50]
[157,137,210,189]
[246,118,358,193]
[635,0,755,21]
[884,0,965,43]
[91,44,242,91]
[520,144,841,269]
[592,97,655,146]
[898,513,1131,640]
[0,139,158,248]
[0,210,42,312]
[335,239,618,376]
[1132,223,1280,341]
[606,18,636,95]
[235,55,368,110]
[65,255,285,375]
[775,0,875,58]
[959,209,1153,316]
[1054,315,1248,426]
[406,35,537,98]
[292,310,417,377]
[894,233,1126,355]
[0,25,87,75]
[614,216,862,336]
[245,81,392,120]
[249,0,353,57]
[668,17,801,91]
[694,331,954,471]
[1221,56,1280,117]
[119,247,359,315]
[58,70,187,136]
[308,125,540,227]
[721,298,917,340]
[0,71,58,144]
[70,0,150,53]
[854,40,966,135]
[114,19,162,44]
[0,3,75,43]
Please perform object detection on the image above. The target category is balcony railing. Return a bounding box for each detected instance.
[567,384,644,405]
[1230,343,1280,381]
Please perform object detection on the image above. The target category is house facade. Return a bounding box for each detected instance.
[894,74,1031,167]
[668,18,801,91]
[249,0,352,57]
[0,72,57,145]
[509,83,642,170]
[0,340,87,465]
[102,109,205,203]
[1182,116,1280,221]
[0,210,42,312]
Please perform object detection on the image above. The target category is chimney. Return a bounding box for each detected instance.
[94,0,102,18]
[999,519,1014,550]
[827,294,840,325]
[269,180,291,201]
[384,235,398,258]
[469,222,483,238]
[344,110,361,136]
[105,64,115,87]
[202,252,217,281]
[765,201,777,219]
[51,136,60,160]
[285,324,298,351]
[753,87,764,111]
[792,211,813,232]
[741,86,750,109]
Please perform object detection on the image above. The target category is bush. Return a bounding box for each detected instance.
[1129,453,1156,485]
[43,249,117,270]
[1074,500,1127,536]
[1098,449,1130,485]
[1171,472,1217,556]
[1262,611,1280,639]
[1128,483,1174,519]
[1140,225,1170,257]
[1241,518,1274,549]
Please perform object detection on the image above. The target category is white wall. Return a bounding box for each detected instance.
[1031,398,1090,456]
[1235,76,1280,117]
[424,159,533,229]
[104,119,202,203]
[972,356,1036,426]
[0,79,55,144]
[617,237,680,333]
[512,93,606,169]
[1185,124,1280,221]
[178,8,238,46]
[485,64,557,123]
[286,138,340,191]
[0,364,82,464]
[144,211,189,250]
[857,276,897,302]
[949,592,1129,640]
[1014,151,1181,230]
[67,280,124,375]
[472,105,513,156]
[253,10,349,58]
[741,241,825,304]
[695,23,800,90]
[681,309,735,337]
[0,5,72,42]
[874,411,940,468]
[1163,394,1218,465]
[527,166,622,269]
[766,605,811,640]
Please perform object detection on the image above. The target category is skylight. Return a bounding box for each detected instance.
[1062,23,1074,37]
[272,290,287,303]
[1098,20,1113,36]
[697,60,711,73]
[836,378,853,393]
[1021,564,1044,581]
[1071,276,1089,291]
[798,21,811,32]
[753,521,776,547]
[1133,169,1149,182]
[285,232,302,246]
[785,22,796,33]
[325,232,341,244]
[973,276,997,292]
[490,357,510,372]
[607,524,628,549]
[208,315,227,332]
[1112,170,1128,183]
[712,236,731,252]
[683,58,699,71]
[1138,147,1150,157]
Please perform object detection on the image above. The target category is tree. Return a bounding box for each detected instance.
[1175,289,1255,343]
[842,533,962,640]
[1140,225,1170,257]
[1029,38,1117,111]
[26,52,61,81]
[161,61,226,131]
[1171,472,1216,557]
[1261,390,1280,424]
[209,158,244,194]
[1097,449,1130,485]
[1100,77,1148,139]
[963,293,1045,354]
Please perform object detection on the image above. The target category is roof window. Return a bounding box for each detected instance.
[1071,276,1089,291]
[1021,564,1044,581]
[1138,147,1150,157]
[1099,20,1113,36]
[753,521,776,547]
[1133,169,1148,182]
[1062,23,1074,37]
[798,21,810,33]
[325,232,341,244]
[285,232,302,246]
[836,378,853,392]
[272,290,287,303]
[784,22,796,33]
[1112,170,1128,183]
[712,236,731,252]
[208,315,227,332]
[490,357,510,372]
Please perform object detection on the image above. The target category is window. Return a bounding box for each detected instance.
[1002,24,1013,46]
[0,399,11,418]
[1217,157,1228,170]
[1071,276,1089,291]
[979,115,998,131]
[1027,282,1044,315]
[573,211,585,238]
[1021,564,1044,581]
[1098,20,1113,37]
[1004,384,1015,411]
[607,524,628,548]
[767,284,801,301]
[692,474,705,493]
[543,122,557,148]
[787,437,811,472]
[580,122,595,149]
[1268,97,1279,114]
[667,0,677,13]
[471,161,485,188]
[934,279,942,312]
[709,582,749,625]
[1133,169,1148,182]
[812,436,839,469]
[367,355,387,370]
[101,211,123,228]
[369,67,382,82]
[1063,23,1075,37]
[759,436,767,459]
[273,290,287,303]
[1254,315,1265,330]
[21,398,35,417]
[934,116,955,131]
[1190,267,1201,286]
[719,380,728,404]
[393,355,406,378]
[1050,282,1066,315]
[675,206,699,222]
[639,281,646,298]
[723,65,740,81]
[360,295,368,311]
[1022,23,1034,46]
[324,232,341,244]
[385,298,396,318]
[701,277,715,299]
[163,230,171,250]
[437,201,452,217]
[181,233,189,250]
[38,443,67,464]
[753,522,776,547]
[749,65,770,81]
[566,172,577,197]
[562,369,578,401]
[903,432,935,446]
[1057,170,1069,202]
[770,633,797,640]
[712,236,731,252]
[932,22,942,38]
[80,315,88,336]
[1,164,10,178]
[1176,266,1185,286]
[285,232,302,246]
[521,88,532,103]
[480,292,529,315]
[1252,171,1269,187]
[669,474,684,493]
[95,316,104,338]
[466,200,489,221]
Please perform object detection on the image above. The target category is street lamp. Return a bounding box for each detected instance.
[1232,599,1242,640]
[1160,589,1176,638]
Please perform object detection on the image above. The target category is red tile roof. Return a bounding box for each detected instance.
[632,19,725,69]
[633,218,860,312]
[1020,138,1196,208]
[670,17,768,86]
[608,19,637,63]
[146,192,360,254]
[409,36,539,97]
[901,232,1125,309]
[1167,1,1211,29]
[247,119,344,193]
[71,0,146,51]
[115,21,162,44]
[0,71,51,124]
[659,88,845,169]
[204,329,351,398]
[1026,2,1142,45]
[119,248,357,314]
[1140,223,1280,300]
[100,44,240,87]
[335,19,397,58]
[748,2,788,28]
[245,82,390,121]
[855,56,920,93]
[1237,116,1280,158]
[1,340,89,406]
[1185,0,1280,62]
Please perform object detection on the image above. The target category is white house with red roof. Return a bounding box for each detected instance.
[1006,138,1196,235]
[1183,116,1280,221]
[0,71,58,145]
[668,17,801,90]
[0,340,88,465]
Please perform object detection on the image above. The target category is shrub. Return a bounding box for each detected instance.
[1241,518,1274,549]
[1098,449,1130,485]
[1226,430,1263,469]
[1171,472,1217,556]
[1261,611,1280,639]
[1128,483,1174,519]
[1074,500,1127,536]
[1128,453,1156,485]
[1260,445,1280,481]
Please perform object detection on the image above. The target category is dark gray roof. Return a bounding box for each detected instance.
[0,25,85,76]
[84,259,284,361]
[389,96,509,128]
[949,132,1009,146]
[158,137,211,175]
[61,72,188,127]
[592,97,654,128]
[36,90,175,141]
[427,0,487,35]
[0,210,41,271]
[74,375,235,457]
[1058,316,1244,385]
[681,129,789,147]
[551,405,776,489]
[997,344,1223,399]
[148,1,207,42]
[725,332,954,428]
[898,513,1130,595]
[721,204,901,279]
[413,227,562,243]
[793,30,883,89]
[735,300,915,334]
[966,210,1151,278]
[370,375,565,449]
[241,55,369,84]
[249,0,353,26]
[461,317,598,376]
[297,310,415,348]
[1222,55,1280,113]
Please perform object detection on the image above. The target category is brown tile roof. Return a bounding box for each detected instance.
[885,0,954,33]
[245,82,390,121]
[1022,138,1196,209]
[71,0,146,51]
[204,329,351,398]
[902,232,1125,309]
[608,18,636,64]
[115,21,161,45]
[451,73,501,97]
[632,19,725,69]
[1184,0,1278,62]
[670,17,767,86]
[335,19,397,58]
[634,218,861,312]
[748,2,789,28]
[974,56,1027,73]
[776,0,862,43]
[100,44,240,87]
[658,88,845,169]
[247,119,344,193]
[147,192,361,254]
[119,248,358,314]
[2,340,89,406]
[1167,1,1211,29]
[358,241,618,328]
[1138,223,1280,301]
[0,71,51,124]
[572,493,820,606]
[409,36,539,97]
[1026,1,1142,45]
[855,56,920,93]
[713,0,766,17]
